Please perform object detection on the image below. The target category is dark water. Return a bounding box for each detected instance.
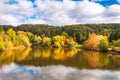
[0,46,120,80]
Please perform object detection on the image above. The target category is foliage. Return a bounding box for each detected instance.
[6,28,16,40]
[61,32,68,38]
[33,35,41,44]
[5,41,13,48]
[42,37,51,46]
[0,28,33,50]
[84,33,108,50]
[1,23,120,51]
[109,29,120,42]
[68,38,78,46]
[53,35,65,47]
[111,39,120,47]
[99,37,109,52]
[0,35,5,50]
[18,34,31,47]
[0,26,3,32]
[75,32,86,44]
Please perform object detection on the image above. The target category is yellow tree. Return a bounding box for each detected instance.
[42,37,51,46]
[53,35,64,47]
[6,28,16,40]
[0,35,5,50]
[17,34,31,47]
[3,35,13,48]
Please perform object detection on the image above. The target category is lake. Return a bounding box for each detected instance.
[0,46,120,80]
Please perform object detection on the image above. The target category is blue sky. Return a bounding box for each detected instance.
[30,0,119,6]
[0,0,120,26]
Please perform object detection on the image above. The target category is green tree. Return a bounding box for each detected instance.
[0,26,3,32]
[99,38,109,52]
[61,32,68,38]
[109,29,120,42]
[68,40,77,46]
[76,32,85,44]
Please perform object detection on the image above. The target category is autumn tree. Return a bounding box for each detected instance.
[83,33,107,50]
[33,35,41,44]
[68,38,77,46]
[17,34,31,47]
[4,35,13,48]
[53,35,64,47]
[111,39,120,47]
[42,37,51,46]
[0,35,5,50]
[99,37,109,52]
[6,28,16,40]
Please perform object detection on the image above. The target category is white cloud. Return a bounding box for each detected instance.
[23,18,46,24]
[107,4,120,16]
[117,0,120,3]
[69,1,106,23]
[0,0,36,26]
[0,14,20,26]
[0,0,120,26]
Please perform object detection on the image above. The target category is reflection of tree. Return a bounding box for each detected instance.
[111,55,120,65]
[83,51,100,68]
[66,49,77,58]
[0,50,15,65]
[33,50,41,58]
[99,53,110,67]
[0,47,79,68]
[17,48,32,61]
[52,48,78,60]
[41,48,51,58]
[53,48,65,60]
[0,48,32,67]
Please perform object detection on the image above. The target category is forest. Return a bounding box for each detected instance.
[0,23,120,53]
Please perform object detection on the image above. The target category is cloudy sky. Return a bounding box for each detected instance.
[0,0,120,26]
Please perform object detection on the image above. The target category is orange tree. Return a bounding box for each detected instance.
[83,33,109,51]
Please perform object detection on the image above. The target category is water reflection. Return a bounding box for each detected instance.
[83,51,100,68]
[0,48,32,67]
[0,46,120,69]
[0,63,119,80]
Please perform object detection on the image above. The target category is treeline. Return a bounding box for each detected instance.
[1,23,120,42]
[0,23,120,52]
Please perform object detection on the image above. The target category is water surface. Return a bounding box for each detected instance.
[0,46,120,80]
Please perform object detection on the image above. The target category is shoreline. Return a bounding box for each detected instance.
[4,46,26,51]
[1,45,120,55]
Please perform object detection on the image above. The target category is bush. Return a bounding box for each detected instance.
[99,39,109,52]
[68,40,77,46]
[111,39,120,47]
